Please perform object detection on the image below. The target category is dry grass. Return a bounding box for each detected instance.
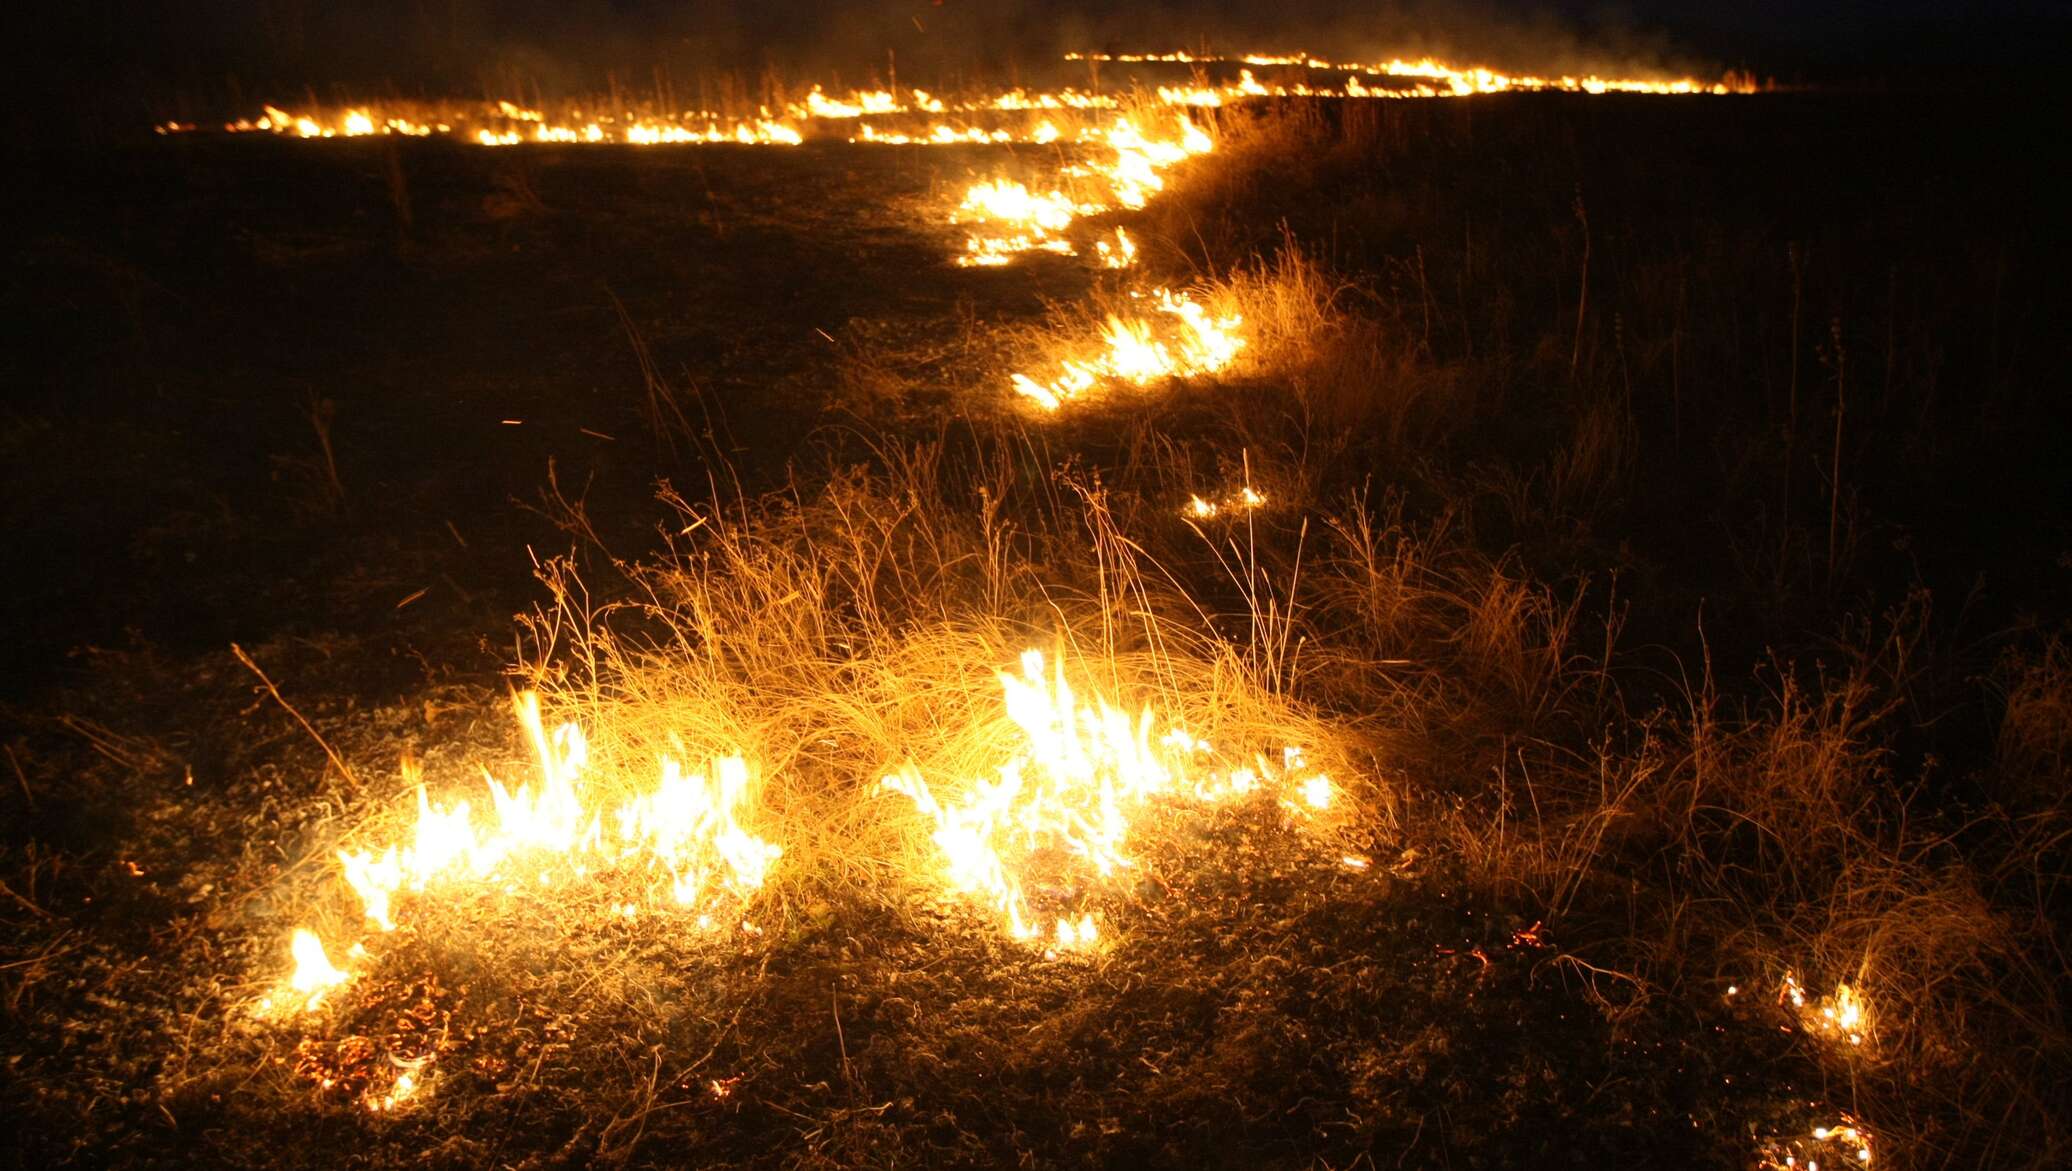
[220,168,2068,1165]
[1101,113,2072,1163]
[508,426,1384,923]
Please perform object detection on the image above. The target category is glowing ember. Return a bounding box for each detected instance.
[1181,484,1267,520]
[364,1062,431,1113]
[1759,1116,1875,1168]
[1300,773,1333,809]
[883,648,1335,947]
[1810,1123,1874,1163]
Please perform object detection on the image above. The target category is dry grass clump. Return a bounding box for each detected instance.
[1129,100,1397,261]
[510,429,1383,925]
[1396,627,2071,1168]
[1992,636,2072,808]
[1280,474,2067,1166]
[996,236,1463,456]
[1215,241,1471,445]
[1305,487,1599,745]
[1648,660,2068,1167]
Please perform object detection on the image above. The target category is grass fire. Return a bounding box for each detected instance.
[5,7,2068,1170]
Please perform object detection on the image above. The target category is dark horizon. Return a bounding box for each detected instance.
[20,0,2072,116]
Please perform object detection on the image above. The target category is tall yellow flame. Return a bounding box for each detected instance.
[884,649,1332,949]
[286,929,350,1010]
[335,691,778,934]
[1010,288,1247,410]
[281,692,779,1010]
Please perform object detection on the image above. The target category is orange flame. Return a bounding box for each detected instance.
[1781,970,1873,1048]
[277,692,778,1009]
[1011,288,1246,410]
[884,648,1333,949]
[283,929,350,1011]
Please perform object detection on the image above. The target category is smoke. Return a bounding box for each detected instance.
[26,0,1727,104]
[24,0,2067,121]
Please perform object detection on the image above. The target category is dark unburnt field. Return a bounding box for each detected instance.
[2,92,2067,1169]
[4,135,1097,699]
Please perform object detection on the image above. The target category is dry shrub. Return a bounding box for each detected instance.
[1667,666,1894,888]
[1547,394,1633,519]
[1220,241,1467,446]
[1133,100,1346,259]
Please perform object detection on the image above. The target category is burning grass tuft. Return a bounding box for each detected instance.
[500,436,1380,951]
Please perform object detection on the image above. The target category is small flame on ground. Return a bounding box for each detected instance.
[1781,971,1872,1048]
[276,692,778,1009]
[1182,485,1267,520]
[1759,1115,1874,1168]
[884,647,1335,947]
[948,115,1211,268]
[1096,228,1138,269]
[281,929,350,1012]
[1012,288,1246,409]
[952,179,1100,266]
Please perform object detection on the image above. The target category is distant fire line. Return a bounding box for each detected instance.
[155,49,1752,145]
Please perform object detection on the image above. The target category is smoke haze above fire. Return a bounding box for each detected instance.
[25,0,2063,113]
